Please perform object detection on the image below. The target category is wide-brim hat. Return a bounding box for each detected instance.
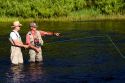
[11,21,22,28]
[30,22,38,28]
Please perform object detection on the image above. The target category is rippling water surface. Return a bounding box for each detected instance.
[0,21,125,83]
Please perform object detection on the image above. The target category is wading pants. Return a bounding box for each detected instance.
[29,47,43,62]
[10,46,23,65]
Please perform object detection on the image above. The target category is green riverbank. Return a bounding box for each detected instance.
[0,0,125,22]
[0,15,125,22]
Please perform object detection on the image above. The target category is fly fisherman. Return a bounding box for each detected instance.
[26,22,60,62]
[9,21,29,65]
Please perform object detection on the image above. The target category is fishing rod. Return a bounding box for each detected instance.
[45,35,125,59]
[45,35,105,44]
[106,35,125,59]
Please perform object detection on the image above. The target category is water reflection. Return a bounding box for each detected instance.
[6,63,45,83]
[26,63,45,82]
[6,64,24,83]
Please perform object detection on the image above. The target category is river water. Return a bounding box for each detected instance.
[0,21,125,83]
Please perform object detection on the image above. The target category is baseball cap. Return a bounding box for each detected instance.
[30,22,38,28]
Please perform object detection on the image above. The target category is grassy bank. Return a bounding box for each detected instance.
[0,8,125,22]
[0,15,125,22]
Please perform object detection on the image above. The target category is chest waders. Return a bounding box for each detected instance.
[27,31,43,62]
[9,31,23,64]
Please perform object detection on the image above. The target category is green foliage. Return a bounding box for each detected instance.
[70,8,100,16]
[0,0,124,18]
[73,0,87,10]
[95,0,124,14]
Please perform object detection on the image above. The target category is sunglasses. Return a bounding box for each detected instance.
[18,26,22,27]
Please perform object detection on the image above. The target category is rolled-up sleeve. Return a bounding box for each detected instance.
[40,31,52,36]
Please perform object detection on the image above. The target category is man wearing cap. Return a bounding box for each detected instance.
[26,22,60,62]
[9,21,29,65]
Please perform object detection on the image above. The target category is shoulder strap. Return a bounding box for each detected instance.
[12,31,19,37]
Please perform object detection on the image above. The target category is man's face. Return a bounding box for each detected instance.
[31,27,37,31]
[15,26,21,31]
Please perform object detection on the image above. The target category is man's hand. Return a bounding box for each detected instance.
[29,45,40,53]
[34,47,40,53]
[23,45,29,48]
[55,33,61,37]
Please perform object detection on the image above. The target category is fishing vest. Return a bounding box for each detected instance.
[9,31,22,46]
[27,30,43,47]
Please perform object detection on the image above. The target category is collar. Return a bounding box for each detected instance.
[13,30,18,33]
[31,30,37,35]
